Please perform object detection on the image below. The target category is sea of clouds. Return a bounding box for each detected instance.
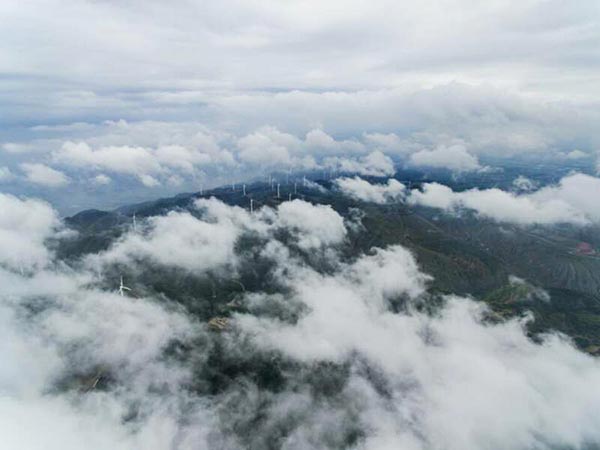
[2,189,600,449]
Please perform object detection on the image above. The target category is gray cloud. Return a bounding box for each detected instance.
[20,163,70,187]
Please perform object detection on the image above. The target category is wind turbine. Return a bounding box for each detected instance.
[294,182,297,195]
[288,193,292,201]
[132,213,137,232]
[277,183,281,198]
[118,277,131,297]
[303,175,307,187]
[250,198,254,213]
[232,182,235,192]
[243,184,246,196]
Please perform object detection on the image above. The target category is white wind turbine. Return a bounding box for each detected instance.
[243,184,246,196]
[277,183,281,198]
[132,213,137,232]
[250,198,254,213]
[118,277,131,297]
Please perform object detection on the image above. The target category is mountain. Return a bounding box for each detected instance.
[60,176,600,354]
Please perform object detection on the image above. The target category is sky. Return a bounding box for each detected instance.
[1,0,600,212]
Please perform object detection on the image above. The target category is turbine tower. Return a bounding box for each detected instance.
[243,184,246,196]
[277,183,281,198]
[132,213,137,232]
[118,277,131,297]
[250,198,254,213]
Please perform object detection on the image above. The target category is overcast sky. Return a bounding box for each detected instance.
[1,0,599,210]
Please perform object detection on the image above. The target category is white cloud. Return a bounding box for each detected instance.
[20,163,70,187]
[409,144,482,172]
[512,175,536,192]
[528,173,600,223]
[41,126,395,190]
[237,242,600,449]
[52,140,227,187]
[91,197,348,273]
[92,174,111,185]
[276,200,346,250]
[0,194,61,271]
[89,199,252,273]
[53,142,163,176]
[138,173,160,187]
[409,173,600,225]
[235,126,370,172]
[0,267,211,450]
[237,127,294,167]
[304,129,365,156]
[326,150,395,177]
[335,176,405,203]
[566,149,588,159]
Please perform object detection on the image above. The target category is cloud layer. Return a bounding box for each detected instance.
[2,192,600,449]
[409,173,600,225]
